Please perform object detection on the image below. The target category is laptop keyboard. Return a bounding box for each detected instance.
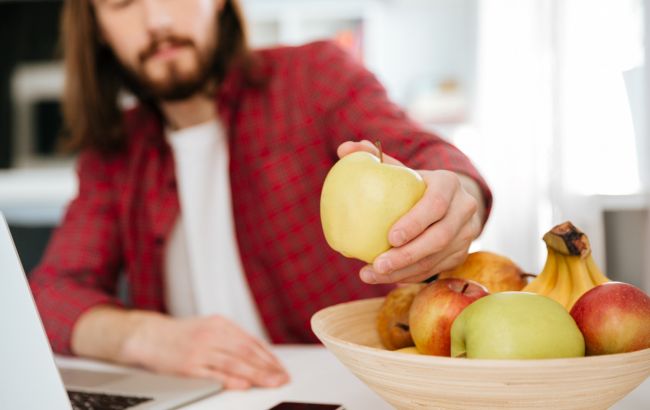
[67,390,153,410]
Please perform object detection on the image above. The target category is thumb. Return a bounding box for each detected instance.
[336,140,405,166]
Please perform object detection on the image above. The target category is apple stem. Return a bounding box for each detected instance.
[461,283,469,294]
[375,140,383,163]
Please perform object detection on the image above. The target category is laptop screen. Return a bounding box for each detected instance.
[0,213,72,409]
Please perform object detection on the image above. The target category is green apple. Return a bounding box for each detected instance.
[320,151,425,263]
[450,292,585,359]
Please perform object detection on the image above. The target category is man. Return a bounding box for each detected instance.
[30,0,492,390]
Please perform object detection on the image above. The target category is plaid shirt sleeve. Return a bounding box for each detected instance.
[310,41,493,215]
[29,150,124,355]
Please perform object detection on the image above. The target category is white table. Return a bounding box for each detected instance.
[57,345,390,410]
[183,345,390,410]
[56,345,650,410]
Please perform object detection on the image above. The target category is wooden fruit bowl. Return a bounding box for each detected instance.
[311,298,650,409]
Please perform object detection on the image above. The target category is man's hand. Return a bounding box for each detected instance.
[72,307,289,390]
[125,314,289,390]
[336,140,486,284]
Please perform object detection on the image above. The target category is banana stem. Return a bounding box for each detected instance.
[543,221,591,257]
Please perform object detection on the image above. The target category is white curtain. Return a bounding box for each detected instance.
[454,0,555,273]
[457,0,644,274]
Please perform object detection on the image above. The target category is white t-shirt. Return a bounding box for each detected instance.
[163,119,268,341]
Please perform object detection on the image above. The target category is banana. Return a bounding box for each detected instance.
[586,256,610,285]
[524,222,610,311]
[523,247,557,294]
[565,254,596,309]
[546,255,572,308]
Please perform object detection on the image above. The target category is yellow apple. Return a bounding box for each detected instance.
[320,151,426,263]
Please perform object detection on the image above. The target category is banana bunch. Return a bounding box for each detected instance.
[523,222,609,310]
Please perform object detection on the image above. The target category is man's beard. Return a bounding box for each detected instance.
[121,35,216,102]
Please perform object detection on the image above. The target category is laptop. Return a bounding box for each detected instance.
[0,213,222,409]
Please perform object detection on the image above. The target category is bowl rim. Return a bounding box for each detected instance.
[311,297,650,368]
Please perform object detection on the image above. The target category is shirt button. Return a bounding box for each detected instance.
[154,236,165,246]
[168,180,177,190]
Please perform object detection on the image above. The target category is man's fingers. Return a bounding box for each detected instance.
[362,255,437,284]
[397,248,469,284]
[374,190,472,275]
[361,245,468,285]
[362,252,442,284]
[429,248,472,275]
[249,338,287,374]
[361,208,480,284]
[230,328,287,375]
[227,344,280,377]
[211,318,286,375]
[336,140,404,166]
[208,351,289,388]
[396,270,441,284]
[193,367,251,390]
[241,338,287,376]
[387,171,459,248]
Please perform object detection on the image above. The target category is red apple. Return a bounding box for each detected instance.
[409,278,489,356]
[570,282,650,355]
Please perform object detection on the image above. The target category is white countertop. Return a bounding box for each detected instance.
[56,345,649,410]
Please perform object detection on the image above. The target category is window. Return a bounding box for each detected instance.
[558,0,644,195]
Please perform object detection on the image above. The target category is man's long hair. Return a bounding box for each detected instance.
[61,0,253,153]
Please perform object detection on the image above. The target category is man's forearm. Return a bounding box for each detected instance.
[70,305,164,365]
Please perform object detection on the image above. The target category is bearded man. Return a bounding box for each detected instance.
[30,0,492,390]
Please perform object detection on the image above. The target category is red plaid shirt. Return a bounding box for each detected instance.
[29,41,492,354]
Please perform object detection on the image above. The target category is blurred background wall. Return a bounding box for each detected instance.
[0,0,647,291]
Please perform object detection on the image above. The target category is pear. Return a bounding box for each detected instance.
[320,151,425,263]
[376,284,425,350]
[438,251,528,293]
